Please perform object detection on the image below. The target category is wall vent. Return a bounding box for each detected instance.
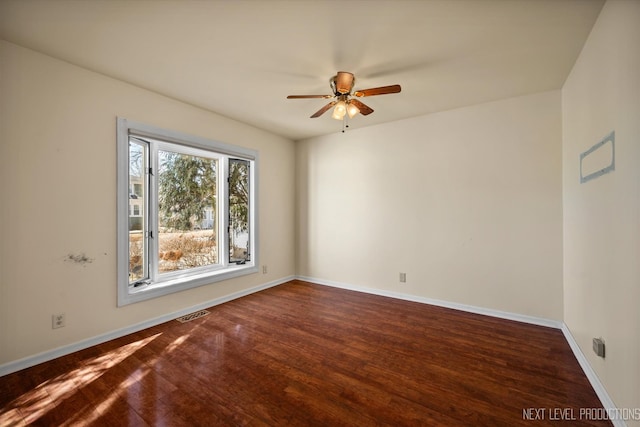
[580,131,615,183]
[176,309,210,323]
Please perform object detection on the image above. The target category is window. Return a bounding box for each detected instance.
[117,118,258,306]
[133,183,143,197]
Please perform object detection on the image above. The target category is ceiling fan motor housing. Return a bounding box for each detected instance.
[334,71,355,95]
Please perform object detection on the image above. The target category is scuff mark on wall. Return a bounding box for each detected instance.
[64,253,94,266]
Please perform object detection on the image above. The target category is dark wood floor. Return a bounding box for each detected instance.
[0,280,611,426]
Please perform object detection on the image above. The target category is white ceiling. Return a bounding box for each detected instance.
[0,0,604,141]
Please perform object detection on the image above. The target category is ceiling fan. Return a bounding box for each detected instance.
[287,71,401,120]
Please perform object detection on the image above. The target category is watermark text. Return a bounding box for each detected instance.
[523,407,640,421]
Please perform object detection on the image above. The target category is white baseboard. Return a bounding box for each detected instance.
[297,275,624,425]
[296,275,563,328]
[0,275,294,377]
[561,324,627,427]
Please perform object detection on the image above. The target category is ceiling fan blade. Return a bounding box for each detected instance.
[349,99,373,116]
[287,95,333,99]
[353,84,401,97]
[335,71,355,94]
[310,101,337,118]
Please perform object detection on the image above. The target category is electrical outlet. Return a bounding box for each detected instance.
[262,265,267,274]
[52,313,65,329]
[593,337,605,358]
[399,272,407,283]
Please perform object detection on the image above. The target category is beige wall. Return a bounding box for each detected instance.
[296,90,564,321]
[0,41,296,365]
[562,0,640,420]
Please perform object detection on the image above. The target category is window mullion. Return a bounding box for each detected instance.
[220,156,230,267]
[141,140,150,282]
[149,142,160,283]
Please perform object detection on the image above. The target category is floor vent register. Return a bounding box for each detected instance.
[176,309,210,323]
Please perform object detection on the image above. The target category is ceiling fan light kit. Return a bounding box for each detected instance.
[346,101,360,118]
[331,99,348,120]
[287,71,401,131]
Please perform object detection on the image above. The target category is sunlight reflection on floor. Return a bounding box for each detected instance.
[0,333,161,425]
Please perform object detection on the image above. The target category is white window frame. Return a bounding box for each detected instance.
[117,118,259,306]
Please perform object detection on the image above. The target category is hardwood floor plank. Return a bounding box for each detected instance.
[0,280,611,426]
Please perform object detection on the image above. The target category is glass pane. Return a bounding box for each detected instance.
[129,140,146,283]
[229,159,250,263]
[158,150,218,273]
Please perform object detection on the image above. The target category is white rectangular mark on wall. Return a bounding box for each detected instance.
[580,131,615,184]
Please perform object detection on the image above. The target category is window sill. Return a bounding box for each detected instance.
[118,263,258,306]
